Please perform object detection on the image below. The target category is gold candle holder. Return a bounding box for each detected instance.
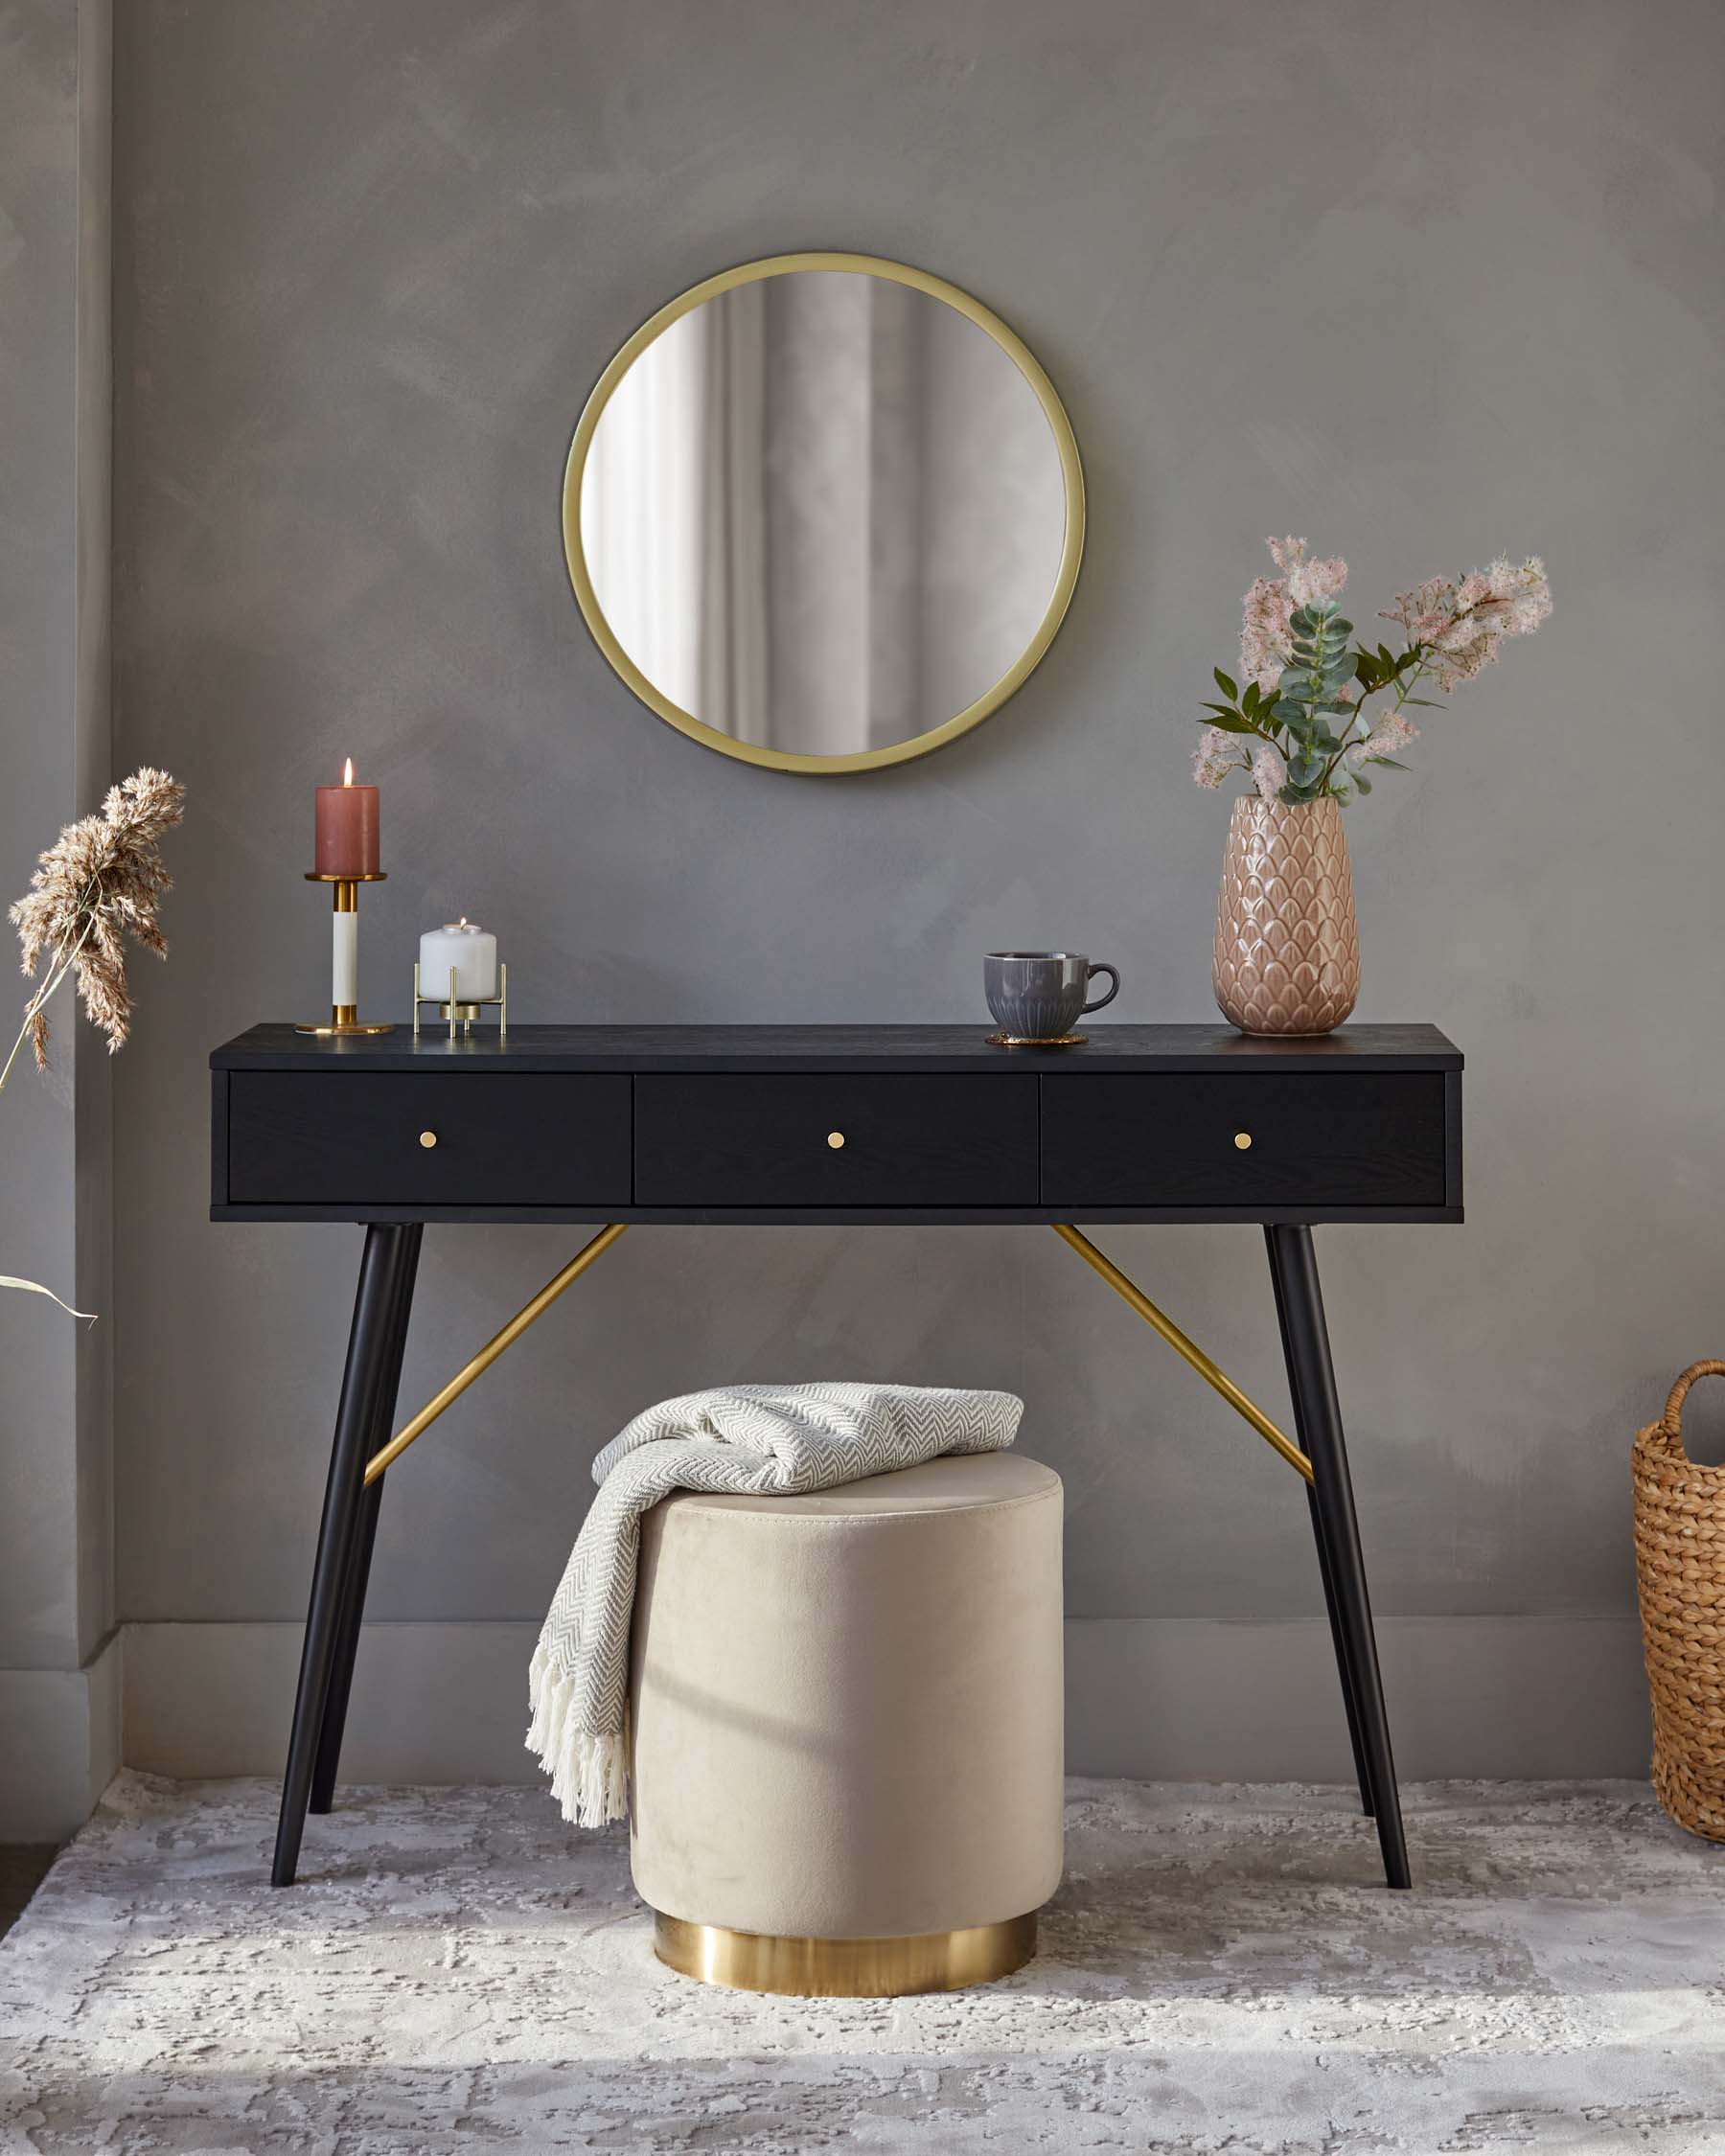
[413,960,508,1043]
[295,872,396,1037]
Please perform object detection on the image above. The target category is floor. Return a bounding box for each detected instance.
[1,1776,1722,2153]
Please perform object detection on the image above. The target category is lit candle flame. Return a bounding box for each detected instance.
[342,758,354,787]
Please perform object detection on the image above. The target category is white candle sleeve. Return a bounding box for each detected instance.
[333,908,358,1007]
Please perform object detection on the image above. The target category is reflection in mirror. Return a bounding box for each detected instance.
[573,264,1078,767]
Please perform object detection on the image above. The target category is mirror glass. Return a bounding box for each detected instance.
[565,257,1083,772]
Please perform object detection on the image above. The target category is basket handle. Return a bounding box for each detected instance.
[1663,1361,1725,1440]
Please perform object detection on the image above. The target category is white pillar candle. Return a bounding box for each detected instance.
[419,919,498,1001]
[333,907,358,1007]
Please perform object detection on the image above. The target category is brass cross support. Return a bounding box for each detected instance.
[363,1222,629,1484]
[1051,1223,1312,1482]
[363,1219,1305,1489]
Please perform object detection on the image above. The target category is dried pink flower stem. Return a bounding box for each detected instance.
[1200,542,1551,805]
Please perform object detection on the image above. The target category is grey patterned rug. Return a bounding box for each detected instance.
[2,1773,1722,2152]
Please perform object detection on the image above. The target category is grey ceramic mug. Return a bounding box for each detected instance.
[984,952,1121,1040]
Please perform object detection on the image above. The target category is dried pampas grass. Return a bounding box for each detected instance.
[4,767,186,1091]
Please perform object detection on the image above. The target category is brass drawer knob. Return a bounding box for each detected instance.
[1233,1131,1253,1151]
[827,1131,845,1150]
[419,1130,439,1150]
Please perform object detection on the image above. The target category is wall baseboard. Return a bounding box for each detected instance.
[0,1630,123,1840]
[121,1614,1652,1787]
[1066,1613,1650,1781]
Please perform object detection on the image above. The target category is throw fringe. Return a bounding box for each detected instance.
[526,1640,630,1827]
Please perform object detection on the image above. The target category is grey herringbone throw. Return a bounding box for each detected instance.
[526,1382,1023,1826]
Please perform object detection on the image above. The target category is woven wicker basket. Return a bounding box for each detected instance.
[1633,1362,1725,1840]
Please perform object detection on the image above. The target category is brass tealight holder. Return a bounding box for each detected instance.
[296,872,395,1037]
[413,961,508,1043]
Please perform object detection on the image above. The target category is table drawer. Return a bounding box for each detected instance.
[635,1074,1040,1207]
[1041,1072,1448,1208]
[226,1072,632,1206]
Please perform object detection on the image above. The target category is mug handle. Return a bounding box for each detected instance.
[1082,961,1120,1016]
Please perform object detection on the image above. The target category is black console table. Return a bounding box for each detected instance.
[210,1021,1462,1890]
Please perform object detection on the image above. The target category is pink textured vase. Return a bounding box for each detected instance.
[1212,796,1360,1037]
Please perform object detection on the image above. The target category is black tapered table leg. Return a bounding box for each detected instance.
[272,1223,421,1887]
[307,1477,384,1816]
[1264,1227,1374,1818]
[310,1224,422,1815]
[1266,1223,1411,1889]
[1304,1481,1374,1818]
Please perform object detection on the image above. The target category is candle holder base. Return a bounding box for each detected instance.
[413,961,508,1043]
[294,1016,398,1037]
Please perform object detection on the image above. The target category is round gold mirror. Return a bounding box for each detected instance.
[564,252,1085,774]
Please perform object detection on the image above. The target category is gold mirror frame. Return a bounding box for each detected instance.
[563,252,1086,776]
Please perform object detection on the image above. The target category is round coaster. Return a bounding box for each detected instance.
[984,1030,1088,1048]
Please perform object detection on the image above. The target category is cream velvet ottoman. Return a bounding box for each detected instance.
[629,1451,1064,1996]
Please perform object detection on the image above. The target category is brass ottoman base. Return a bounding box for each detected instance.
[653,1910,1038,1997]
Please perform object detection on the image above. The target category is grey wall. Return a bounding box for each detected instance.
[0,0,120,1839]
[107,0,1725,1779]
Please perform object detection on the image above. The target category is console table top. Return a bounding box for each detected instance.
[212,1021,1461,1075]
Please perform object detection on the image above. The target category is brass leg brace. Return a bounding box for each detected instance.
[1052,1224,1312,1482]
[363,1222,629,1483]
[363,1219,1306,1488]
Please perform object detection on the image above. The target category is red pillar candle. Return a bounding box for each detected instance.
[313,759,380,877]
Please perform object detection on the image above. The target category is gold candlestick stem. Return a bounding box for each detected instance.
[296,871,394,1036]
